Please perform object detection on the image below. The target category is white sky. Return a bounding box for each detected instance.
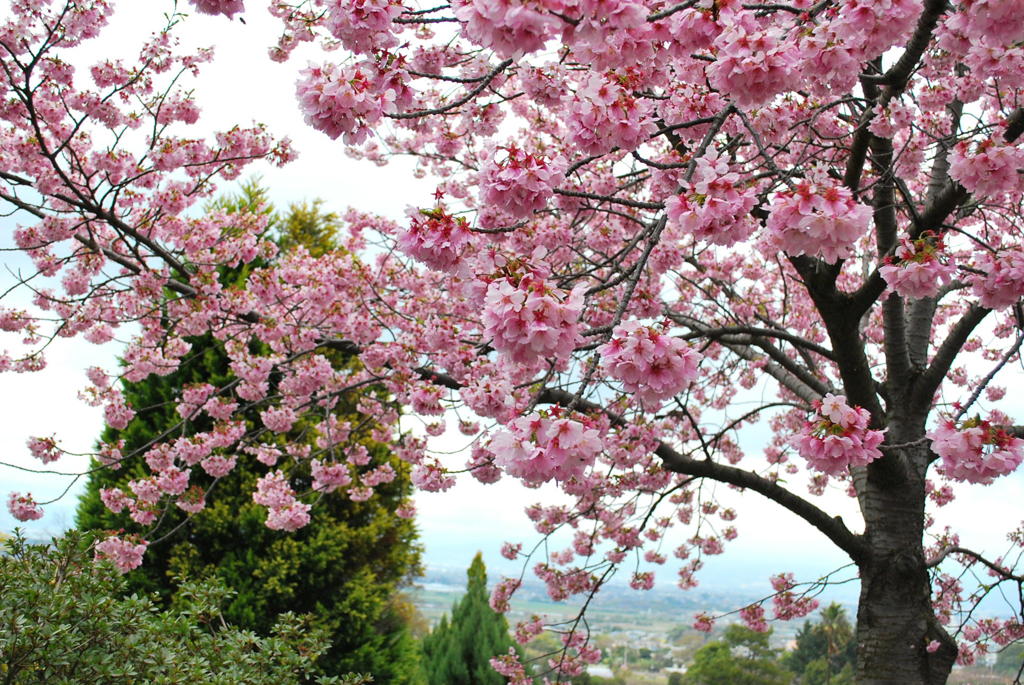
[0,1,1021,610]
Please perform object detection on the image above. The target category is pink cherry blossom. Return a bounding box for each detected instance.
[707,16,798,110]
[565,73,655,155]
[948,139,1024,199]
[7,492,43,521]
[971,249,1024,310]
[482,274,584,365]
[490,410,603,483]
[188,0,244,18]
[397,205,473,273]
[95,535,148,573]
[880,232,957,299]
[598,320,702,408]
[791,394,885,475]
[666,151,759,246]
[479,145,564,219]
[767,181,873,263]
[27,436,61,464]
[693,613,715,632]
[739,603,769,632]
[928,418,1024,484]
[453,0,563,59]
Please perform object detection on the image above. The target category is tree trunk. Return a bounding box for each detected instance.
[855,444,958,684]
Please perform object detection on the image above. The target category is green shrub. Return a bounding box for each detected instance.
[0,530,367,685]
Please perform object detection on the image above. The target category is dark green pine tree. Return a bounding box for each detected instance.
[76,182,425,683]
[421,553,519,685]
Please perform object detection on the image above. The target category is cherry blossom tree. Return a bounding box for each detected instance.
[3,0,1024,682]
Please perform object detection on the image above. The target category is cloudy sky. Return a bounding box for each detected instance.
[1,1,1021,608]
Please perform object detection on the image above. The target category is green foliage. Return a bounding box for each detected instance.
[680,625,791,685]
[75,182,423,682]
[782,603,856,684]
[994,641,1024,677]
[0,530,364,685]
[420,553,519,685]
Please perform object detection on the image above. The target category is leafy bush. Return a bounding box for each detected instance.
[0,531,367,684]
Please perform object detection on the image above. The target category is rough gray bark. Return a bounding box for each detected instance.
[855,440,957,684]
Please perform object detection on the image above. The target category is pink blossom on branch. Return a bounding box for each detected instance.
[490,409,603,484]
[7,492,43,521]
[7,1,1024,678]
[766,181,873,263]
[482,274,585,365]
[188,0,244,18]
[879,232,957,299]
[94,534,148,573]
[479,145,565,219]
[397,205,473,273]
[598,320,702,408]
[665,151,760,246]
[791,394,885,475]
[970,249,1024,310]
[928,417,1024,484]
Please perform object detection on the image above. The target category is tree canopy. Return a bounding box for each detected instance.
[681,624,791,685]
[3,1,1024,682]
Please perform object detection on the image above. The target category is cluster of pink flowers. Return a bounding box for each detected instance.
[665,151,759,246]
[770,572,820,620]
[791,394,885,475]
[948,139,1024,198]
[7,492,43,521]
[598,320,702,408]
[489,577,523,613]
[489,649,532,685]
[739,603,769,632]
[176,486,206,514]
[94,534,148,573]
[971,249,1024,310]
[879,232,957,299]
[489,409,603,483]
[482,274,585,365]
[397,206,473,273]
[311,459,353,493]
[766,181,873,263]
[27,436,61,464]
[252,470,311,531]
[928,417,1024,484]
[188,0,244,18]
[830,0,922,61]
[693,612,715,632]
[707,15,797,109]
[322,0,401,54]
[295,58,411,144]
[564,73,655,155]
[954,0,1024,47]
[479,145,564,219]
[453,0,563,59]
[260,406,297,433]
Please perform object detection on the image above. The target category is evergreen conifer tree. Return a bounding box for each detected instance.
[76,183,424,683]
[421,553,518,684]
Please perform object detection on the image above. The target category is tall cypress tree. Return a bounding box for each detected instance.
[421,553,519,685]
[76,183,424,683]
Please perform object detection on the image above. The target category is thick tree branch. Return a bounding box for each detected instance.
[912,304,990,414]
[878,0,948,90]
